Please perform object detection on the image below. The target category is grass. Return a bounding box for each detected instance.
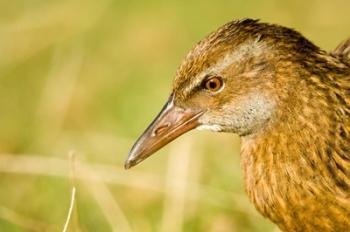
[0,0,350,231]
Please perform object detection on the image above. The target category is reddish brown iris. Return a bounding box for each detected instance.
[204,76,224,92]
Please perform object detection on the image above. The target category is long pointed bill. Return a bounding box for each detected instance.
[124,94,203,169]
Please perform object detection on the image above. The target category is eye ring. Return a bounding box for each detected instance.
[204,76,224,93]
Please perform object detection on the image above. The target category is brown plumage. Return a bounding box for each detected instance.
[125,19,350,231]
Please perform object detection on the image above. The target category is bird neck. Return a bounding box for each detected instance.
[239,54,350,230]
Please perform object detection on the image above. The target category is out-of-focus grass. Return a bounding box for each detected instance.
[0,0,350,231]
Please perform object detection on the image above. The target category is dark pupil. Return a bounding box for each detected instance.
[209,80,217,89]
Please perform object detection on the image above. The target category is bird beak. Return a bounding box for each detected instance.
[124,94,204,169]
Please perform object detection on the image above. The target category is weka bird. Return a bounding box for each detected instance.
[125,19,350,231]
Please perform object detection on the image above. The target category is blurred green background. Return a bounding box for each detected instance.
[0,0,350,231]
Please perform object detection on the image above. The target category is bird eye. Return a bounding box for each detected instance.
[204,76,224,92]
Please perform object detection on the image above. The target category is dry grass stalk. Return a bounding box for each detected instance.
[0,206,55,232]
[80,163,133,232]
[62,150,80,232]
[62,187,77,232]
[36,44,84,143]
[0,154,253,213]
[160,139,192,232]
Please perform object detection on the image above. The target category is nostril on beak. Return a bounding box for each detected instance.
[153,123,171,136]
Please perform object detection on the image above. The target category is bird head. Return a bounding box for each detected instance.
[124,19,320,169]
